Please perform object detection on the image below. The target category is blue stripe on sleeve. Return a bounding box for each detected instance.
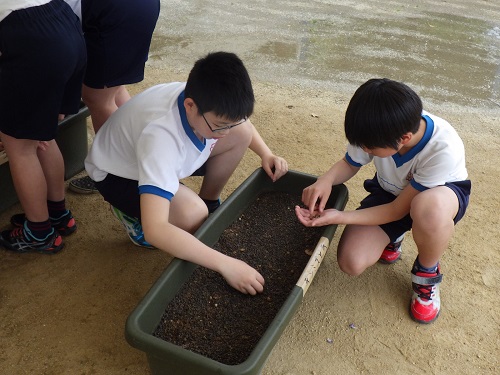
[410,179,428,192]
[345,152,363,167]
[138,185,174,201]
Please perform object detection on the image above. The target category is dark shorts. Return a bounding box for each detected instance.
[81,0,160,88]
[95,163,207,219]
[359,175,471,242]
[0,0,86,140]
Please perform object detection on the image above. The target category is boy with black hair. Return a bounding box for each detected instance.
[295,78,471,323]
[85,51,288,295]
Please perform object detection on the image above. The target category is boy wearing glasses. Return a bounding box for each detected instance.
[85,51,288,295]
[295,78,470,323]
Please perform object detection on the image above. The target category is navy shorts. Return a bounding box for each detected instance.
[359,175,471,242]
[81,0,160,88]
[0,0,86,140]
[95,163,208,219]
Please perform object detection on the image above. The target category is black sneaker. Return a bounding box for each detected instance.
[10,210,77,236]
[0,227,64,254]
[69,175,98,194]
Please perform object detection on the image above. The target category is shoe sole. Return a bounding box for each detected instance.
[378,254,401,264]
[68,184,98,194]
[57,225,77,236]
[129,238,155,249]
[35,243,65,255]
[0,236,64,254]
[68,175,98,194]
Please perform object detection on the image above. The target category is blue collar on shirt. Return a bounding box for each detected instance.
[392,114,434,167]
[177,91,206,152]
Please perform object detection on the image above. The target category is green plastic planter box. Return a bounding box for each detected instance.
[0,103,89,213]
[56,103,90,180]
[125,168,349,375]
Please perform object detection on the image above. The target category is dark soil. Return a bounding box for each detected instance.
[153,191,325,365]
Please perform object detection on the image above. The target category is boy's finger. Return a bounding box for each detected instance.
[318,197,327,212]
[253,279,264,294]
[309,196,319,215]
[295,207,313,226]
[256,273,265,286]
[294,205,306,218]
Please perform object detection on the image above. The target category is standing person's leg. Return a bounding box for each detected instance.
[38,139,66,202]
[81,85,131,133]
[0,135,50,222]
[70,0,160,194]
[0,0,86,253]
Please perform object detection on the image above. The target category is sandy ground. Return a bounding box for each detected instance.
[1,1,499,374]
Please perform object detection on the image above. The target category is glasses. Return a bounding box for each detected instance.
[202,113,247,133]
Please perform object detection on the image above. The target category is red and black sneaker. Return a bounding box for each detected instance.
[0,226,64,254]
[410,265,442,324]
[379,235,404,264]
[10,210,77,236]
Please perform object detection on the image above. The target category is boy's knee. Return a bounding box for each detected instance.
[411,190,454,229]
[171,198,208,234]
[337,255,366,276]
[185,200,209,233]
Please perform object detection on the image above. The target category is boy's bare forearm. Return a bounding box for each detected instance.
[320,157,359,186]
[146,221,229,272]
[144,220,264,295]
[336,204,404,225]
[320,185,416,226]
[248,123,273,159]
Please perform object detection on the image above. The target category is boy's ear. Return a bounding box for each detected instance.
[184,97,197,114]
[400,132,413,145]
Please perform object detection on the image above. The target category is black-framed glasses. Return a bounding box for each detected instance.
[202,113,247,133]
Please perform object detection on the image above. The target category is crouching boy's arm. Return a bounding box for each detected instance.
[302,157,360,215]
[248,122,288,182]
[140,193,265,295]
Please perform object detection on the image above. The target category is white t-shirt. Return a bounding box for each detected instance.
[0,1,81,23]
[0,0,51,22]
[85,82,218,201]
[63,0,81,21]
[345,111,468,196]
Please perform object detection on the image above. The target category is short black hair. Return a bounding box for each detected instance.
[184,51,255,121]
[344,78,423,149]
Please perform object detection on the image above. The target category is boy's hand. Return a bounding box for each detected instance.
[301,178,333,215]
[295,205,341,227]
[261,154,288,182]
[220,257,265,295]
